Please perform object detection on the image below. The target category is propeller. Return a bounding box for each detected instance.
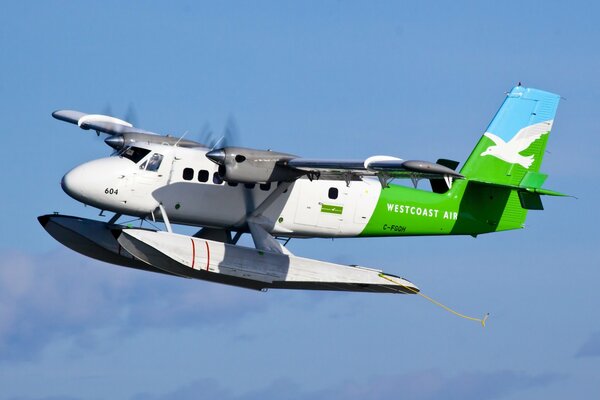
[123,102,138,127]
[198,115,240,149]
[99,103,138,149]
[88,102,239,150]
[199,116,255,220]
[222,115,240,148]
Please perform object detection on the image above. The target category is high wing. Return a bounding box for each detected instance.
[284,155,463,187]
[54,110,463,186]
[52,109,204,148]
[206,147,464,188]
[52,110,157,136]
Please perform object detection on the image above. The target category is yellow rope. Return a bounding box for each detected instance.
[379,273,489,327]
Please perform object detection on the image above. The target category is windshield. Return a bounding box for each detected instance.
[119,146,151,164]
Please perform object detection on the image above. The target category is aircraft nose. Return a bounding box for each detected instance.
[61,164,92,202]
[60,157,159,214]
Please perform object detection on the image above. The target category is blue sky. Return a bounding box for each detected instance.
[1,1,599,399]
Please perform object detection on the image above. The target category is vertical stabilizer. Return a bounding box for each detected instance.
[460,86,560,186]
[453,86,561,232]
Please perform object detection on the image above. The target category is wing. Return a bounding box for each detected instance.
[53,109,205,148]
[285,155,463,183]
[510,120,553,152]
[206,148,462,186]
[52,109,160,136]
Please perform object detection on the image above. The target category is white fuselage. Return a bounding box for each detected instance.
[61,143,382,237]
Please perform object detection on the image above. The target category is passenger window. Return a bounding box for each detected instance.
[146,153,164,172]
[213,172,223,184]
[183,168,194,181]
[244,183,255,189]
[228,181,239,187]
[198,170,209,182]
[328,187,338,200]
[260,182,271,191]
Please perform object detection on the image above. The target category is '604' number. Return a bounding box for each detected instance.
[105,188,119,195]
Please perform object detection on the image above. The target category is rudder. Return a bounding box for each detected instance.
[454,86,562,233]
[460,85,560,186]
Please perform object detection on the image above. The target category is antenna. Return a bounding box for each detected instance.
[173,131,189,147]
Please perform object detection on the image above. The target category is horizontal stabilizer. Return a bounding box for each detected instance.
[468,178,569,197]
[519,171,547,189]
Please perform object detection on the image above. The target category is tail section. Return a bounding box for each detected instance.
[452,86,563,233]
[460,85,560,186]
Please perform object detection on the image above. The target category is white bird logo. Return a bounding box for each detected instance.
[480,120,553,169]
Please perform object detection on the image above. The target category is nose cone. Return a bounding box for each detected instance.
[61,157,160,215]
[206,149,226,165]
[61,158,128,204]
[61,164,92,202]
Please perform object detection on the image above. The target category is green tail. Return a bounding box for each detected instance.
[453,85,562,233]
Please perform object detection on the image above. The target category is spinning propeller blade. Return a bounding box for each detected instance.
[198,114,241,149]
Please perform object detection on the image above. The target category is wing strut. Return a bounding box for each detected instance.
[233,181,293,227]
[158,204,173,233]
[248,220,293,255]
[235,180,295,255]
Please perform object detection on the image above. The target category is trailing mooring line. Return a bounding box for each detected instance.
[378,273,489,327]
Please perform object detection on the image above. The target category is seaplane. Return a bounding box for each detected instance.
[39,85,566,297]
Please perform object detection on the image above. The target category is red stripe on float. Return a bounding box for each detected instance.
[205,241,210,271]
[190,238,196,269]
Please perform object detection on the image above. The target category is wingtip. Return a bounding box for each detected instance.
[51,110,87,124]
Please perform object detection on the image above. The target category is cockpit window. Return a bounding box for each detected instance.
[145,153,164,172]
[120,146,151,164]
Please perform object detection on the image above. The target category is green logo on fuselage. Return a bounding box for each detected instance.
[321,204,343,214]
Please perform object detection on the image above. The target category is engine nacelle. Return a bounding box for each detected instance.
[206,147,303,183]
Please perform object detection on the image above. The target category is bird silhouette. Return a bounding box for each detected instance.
[480,121,552,169]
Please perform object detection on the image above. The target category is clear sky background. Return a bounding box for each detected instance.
[1,1,599,399]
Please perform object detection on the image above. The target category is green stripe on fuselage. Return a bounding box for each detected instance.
[359,179,527,237]
[360,182,463,236]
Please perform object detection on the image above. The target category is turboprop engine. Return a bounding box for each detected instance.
[206,147,303,183]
